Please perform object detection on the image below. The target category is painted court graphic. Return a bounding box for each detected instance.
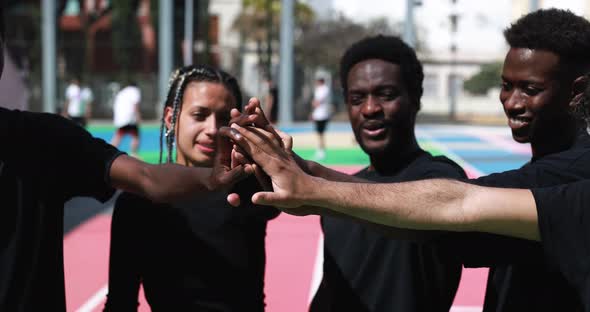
[63,123,531,312]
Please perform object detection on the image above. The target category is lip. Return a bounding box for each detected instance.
[361,122,386,138]
[196,143,215,154]
[507,116,531,130]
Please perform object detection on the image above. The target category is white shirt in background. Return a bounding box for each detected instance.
[65,84,83,117]
[312,84,331,121]
[113,86,141,127]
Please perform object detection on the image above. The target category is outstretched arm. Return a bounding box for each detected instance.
[224,124,540,241]
[109,131,252,203]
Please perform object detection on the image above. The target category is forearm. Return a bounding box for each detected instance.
[110,156,211,203]
[305,178,540,241]
[306,178,469,232]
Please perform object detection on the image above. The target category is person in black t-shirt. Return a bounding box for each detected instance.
[103,65,278,311]
[224,8,590,312]
[299,35,464,311]
[0,11,252,312]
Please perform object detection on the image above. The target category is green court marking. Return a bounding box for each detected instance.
[123,135,446,166]
[87,124,160,134]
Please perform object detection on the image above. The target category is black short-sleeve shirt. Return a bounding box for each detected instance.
[104,188,279,311]
[534,181,590,311]
[310,150,466,312]
[439,133,590,311]
[0,108,122,311]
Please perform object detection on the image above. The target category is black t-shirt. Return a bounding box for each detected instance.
[310,150,466,312]
[104,186,279,311]
[439,133,590,311]
[534,181,590,312]
[0,108,121,311]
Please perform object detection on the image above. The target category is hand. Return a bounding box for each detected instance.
[208,126,254,191]
[220,124,317,210]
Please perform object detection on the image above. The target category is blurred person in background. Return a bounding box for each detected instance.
[310,77,331,160]
[263,78,279,124]
[63,76,92,127]
[111,81,142,157]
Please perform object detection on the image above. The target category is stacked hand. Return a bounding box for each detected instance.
[219,98,317,211]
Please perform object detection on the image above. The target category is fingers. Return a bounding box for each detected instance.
[275,128,293,150]
[217,164,251,187]
[214,127,234,168]
[231,124,285,158]
[252,191,285,207]
[227,193,241,207]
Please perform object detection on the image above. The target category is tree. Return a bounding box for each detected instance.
[233,0,314,77]
[463,62,503,95]
[111,0,142,80]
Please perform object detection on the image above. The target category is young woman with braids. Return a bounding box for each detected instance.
[103,65,279,311]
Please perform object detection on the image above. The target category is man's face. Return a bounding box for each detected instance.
[346,59,417,156]
[500,48,572,144]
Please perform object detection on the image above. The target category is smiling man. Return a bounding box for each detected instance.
[227,8,590,312]
[308,35,466,312]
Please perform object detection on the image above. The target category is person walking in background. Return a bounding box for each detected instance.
[311,77,331,160]
[111,81,142,157]
[264,78,279,124]
[63,77,91,127]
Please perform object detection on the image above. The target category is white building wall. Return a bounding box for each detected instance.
[209,0,242,71]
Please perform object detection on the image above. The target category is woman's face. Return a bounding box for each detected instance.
[165,81,236,167]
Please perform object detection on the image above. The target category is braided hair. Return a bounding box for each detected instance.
[159,65,242,163]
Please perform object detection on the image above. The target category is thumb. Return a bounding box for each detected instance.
[252,191,286,207]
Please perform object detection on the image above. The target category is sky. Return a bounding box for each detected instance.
[330,0,588,59]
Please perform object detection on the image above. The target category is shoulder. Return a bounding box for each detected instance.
[413,153,466,179]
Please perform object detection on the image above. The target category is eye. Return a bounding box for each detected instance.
[501,82,512,92]
[377,89,398,101]
[524,86,542,96]
[193,112,207,121]
[348,93,365,106]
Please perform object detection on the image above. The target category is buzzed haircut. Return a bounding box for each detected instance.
[504,8,590,78]
[339,35,424,109]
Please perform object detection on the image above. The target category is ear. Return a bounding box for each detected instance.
[570,75,588,109]
[164,106,174,131]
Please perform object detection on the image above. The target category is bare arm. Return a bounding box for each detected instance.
[225,124,540,242]
[306,178,540,241]
[109,132,251,203]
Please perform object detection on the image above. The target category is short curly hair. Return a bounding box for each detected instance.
[339,35,424,109]
[504,8,590,78]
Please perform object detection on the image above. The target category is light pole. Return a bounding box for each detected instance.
[449,0,459,120]
[279,0,294,125]
[403,0,423,48]
[42,0,57,113]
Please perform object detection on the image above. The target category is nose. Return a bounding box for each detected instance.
[360,95,383,118]
[501,89,526,114]
[204,116,219,136]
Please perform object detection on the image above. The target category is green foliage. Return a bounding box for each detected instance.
[463,62,503,95]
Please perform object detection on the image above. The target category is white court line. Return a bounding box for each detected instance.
[308,233,324,303]
[76,284,108,312]
[450,306,483,312]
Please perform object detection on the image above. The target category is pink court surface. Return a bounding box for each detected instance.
[64,124,531,311]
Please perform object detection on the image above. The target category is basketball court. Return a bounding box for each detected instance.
[63,122,530,312]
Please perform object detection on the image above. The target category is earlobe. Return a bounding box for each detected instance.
[164,107,173,131]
